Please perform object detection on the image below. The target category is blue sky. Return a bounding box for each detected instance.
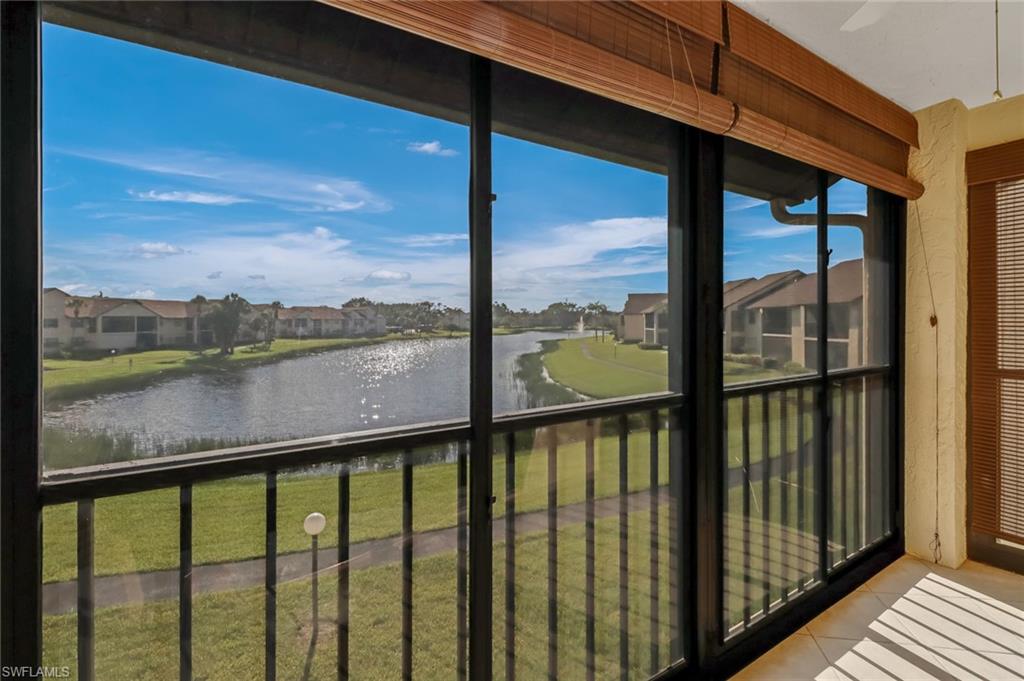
[42,23,865,311]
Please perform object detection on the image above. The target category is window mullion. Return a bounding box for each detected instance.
[816,170,832,581]
[467,55,494,681]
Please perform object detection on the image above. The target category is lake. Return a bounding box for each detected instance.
[43,331,583,465]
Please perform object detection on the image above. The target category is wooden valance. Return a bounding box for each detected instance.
[967,139,1024,186]
[328,0,924,199]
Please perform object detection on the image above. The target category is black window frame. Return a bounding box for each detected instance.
[0,3,904,679]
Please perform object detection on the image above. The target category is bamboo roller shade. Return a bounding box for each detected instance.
[327,0,923,199]
[725,4,918,149]
[968,142,1024,544]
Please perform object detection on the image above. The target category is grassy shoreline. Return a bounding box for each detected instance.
[43,332,468,403]
[43,327,572,404]
[539,336,800,398]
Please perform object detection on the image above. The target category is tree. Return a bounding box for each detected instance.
[343,297,374,308]
[65,297,85,349]
[267,301,283,345]
[247,310,275,348]
[206,293,250,355]
[189,295,209,350]
[584,301,613,330]
[541,300,582,329]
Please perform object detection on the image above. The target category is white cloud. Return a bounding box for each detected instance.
[45,213,672,311]
[128,289,156,298]
[772,253,816,264]
[490,216,669,309]
[745,224,815,239]
[58,147,391,213]
[725,195,766,212]
[406,141,458,157]
[134,242,187,258]
[387,233,468,248]
[248,274,266,280]
[129,189,250,205]
[366,269,411,282]
[89,211,180,222]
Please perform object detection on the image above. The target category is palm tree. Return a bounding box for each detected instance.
[248,313,269,350]
[65,297,84,350]
[189,295,208,350]
[268,300,283,346]
[207,293,250,355]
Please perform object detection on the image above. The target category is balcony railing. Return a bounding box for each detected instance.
[722,366,894,642]
[42,398,687,681]
[38,367,896,680]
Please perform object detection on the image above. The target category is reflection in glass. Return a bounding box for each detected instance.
[827,178,892,370]
[723,140,818,385]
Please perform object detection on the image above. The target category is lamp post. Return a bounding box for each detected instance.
[304,512,326,638]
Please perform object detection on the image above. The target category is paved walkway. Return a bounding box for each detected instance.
[577,340,666,379]
[43,441,811,616]
[43,487,672,615]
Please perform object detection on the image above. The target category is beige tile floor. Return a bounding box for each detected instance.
[731,555,1024,680]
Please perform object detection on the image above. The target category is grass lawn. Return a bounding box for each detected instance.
[540,337,792,400]
[43,425,669,583]
[42,422,676,679]
[44,506,675,681]
[543,337,667,398]
[42,332,467,402]
[38,331,879,675]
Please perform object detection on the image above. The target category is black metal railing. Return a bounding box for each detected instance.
[491,407,679,681]
[722,367,893,640]
[49,399,683,681]
[829,373,892,569]
[41,368,899,680]
[723,381,819,637]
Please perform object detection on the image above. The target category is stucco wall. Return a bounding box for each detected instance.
[904,94,1024,568]
[905,99,969,568]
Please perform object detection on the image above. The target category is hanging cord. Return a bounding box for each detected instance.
[911,200,942,564]
[675,22,703,124]
[656,18,679,117]
[993,0,1003,100]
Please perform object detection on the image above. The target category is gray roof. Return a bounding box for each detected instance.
[622,293,667,315]
[724,270,806,309]
[755,259,863,308]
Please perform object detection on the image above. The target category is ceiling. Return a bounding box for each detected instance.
[737,0,1024,112]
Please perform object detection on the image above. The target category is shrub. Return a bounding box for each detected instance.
[724,353,763,367]
[763,357,780,370]
[783,361,807,374]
